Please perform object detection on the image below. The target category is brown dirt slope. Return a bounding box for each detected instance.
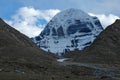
[0,18,109,80]
[0,18,55,63]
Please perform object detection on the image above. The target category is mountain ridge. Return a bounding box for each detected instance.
[0,18,55,68]
[64,19,120,64]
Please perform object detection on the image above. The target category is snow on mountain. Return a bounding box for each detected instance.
[32,8,103,55]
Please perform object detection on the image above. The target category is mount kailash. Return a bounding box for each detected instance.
[32,8,103,55]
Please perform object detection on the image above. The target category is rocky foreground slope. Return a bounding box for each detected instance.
[0,18,104,80]
[0,18,54,62]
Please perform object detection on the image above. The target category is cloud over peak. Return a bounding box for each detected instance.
[89,13,120,29]
[6,7,60,37]
[6,7,120,37]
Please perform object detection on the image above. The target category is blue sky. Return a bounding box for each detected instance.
[0,0,120,37]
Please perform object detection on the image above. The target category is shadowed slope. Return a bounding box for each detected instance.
[65,19,120,64]
[0,18,55,62]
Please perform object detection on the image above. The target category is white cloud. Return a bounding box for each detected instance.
[6,6,120,37]
[6,7,60,37]
[39,9,60,22]
[89,13,120,29]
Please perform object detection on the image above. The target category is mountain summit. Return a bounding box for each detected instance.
[33,9,103,54]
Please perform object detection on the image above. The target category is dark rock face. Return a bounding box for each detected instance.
[34,36,42,41]
[40,26,50,37]
[67,22,92,35]
[52,27,57,36]
[57,26,65,37]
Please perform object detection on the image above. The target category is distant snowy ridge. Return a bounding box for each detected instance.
[32,8,103,55]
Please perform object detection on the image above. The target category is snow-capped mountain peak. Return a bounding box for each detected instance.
[33,8,103,55]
